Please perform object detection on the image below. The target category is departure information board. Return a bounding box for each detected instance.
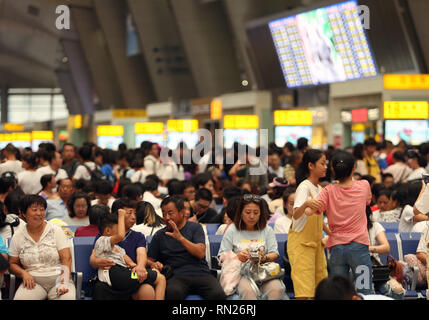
[268,0,377,88]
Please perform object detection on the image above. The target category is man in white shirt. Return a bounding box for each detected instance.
[73,145,97,181]
[142,180,162,214]
[0,144,23,176]
[383,151,412,183]
[37,151,68,182]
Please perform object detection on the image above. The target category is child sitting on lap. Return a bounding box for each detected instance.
[94,209,165,299]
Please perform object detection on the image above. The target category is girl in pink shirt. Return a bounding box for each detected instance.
[307,150,373,295]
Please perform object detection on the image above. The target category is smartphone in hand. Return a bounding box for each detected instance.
[423,174,429,185]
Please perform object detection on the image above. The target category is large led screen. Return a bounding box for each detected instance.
[167,132,199,150]
[275,126,312,147]
[224,129,258,149]
[135,134,165,148]
[268,0,377,88]
[385,120,429,146]
[97,136,124,150]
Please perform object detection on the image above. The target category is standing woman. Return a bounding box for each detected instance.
[306,151,373,295]
[287,149,329,300]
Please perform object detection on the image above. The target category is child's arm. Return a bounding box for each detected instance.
[110,209,126,246]
[123,254,137,269]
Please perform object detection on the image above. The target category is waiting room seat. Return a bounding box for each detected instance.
[205,224,221,235]
[73,236,96,299]
[379,233,399,265]
[380,222,399,233]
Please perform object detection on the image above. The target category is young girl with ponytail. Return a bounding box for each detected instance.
[307,150,373,295]
[287,149,329,299]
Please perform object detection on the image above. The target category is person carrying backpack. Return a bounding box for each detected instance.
[73,145,106,182]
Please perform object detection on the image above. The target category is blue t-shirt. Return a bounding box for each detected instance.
[93,230,146,263]
[148,221,210,276]
[0,236,8,255]
[101,164,115,186]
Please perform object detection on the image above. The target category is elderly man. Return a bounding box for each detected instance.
[147,195,226,300]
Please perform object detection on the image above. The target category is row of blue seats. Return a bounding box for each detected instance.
[62,222,403,237]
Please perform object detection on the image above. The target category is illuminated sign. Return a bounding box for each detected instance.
[167,120,199,132]
[4,123,24,131]
[352,123,365,132]
[224,115,259,129]
[96,125,124,136]
[135,122,164,134]
[274,110,312,126]
[74,115,82,129]
[352,109,368,123]
[383,101,429,119]
[384,74,429,90]
[113,109,147,118]
[210,99,222,120]
[32,131,54,140]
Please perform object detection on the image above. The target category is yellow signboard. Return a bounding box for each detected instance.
[135,122,164,134]
[352,124,365,132]
[32,131,54,140]
[224,115,259,129]
[210,100,222,120]
[12,132,31,141]
[167,120,198,132]
[383,101,429,119]
[384,74,429,90]
[74,115,82,129]
[97,125,124,136]
[274,110,313,126]
[4,123,24,131]
[113,109,147,118]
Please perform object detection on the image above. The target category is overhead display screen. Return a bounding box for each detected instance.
[268,0,377,88]
[385,120,429,146]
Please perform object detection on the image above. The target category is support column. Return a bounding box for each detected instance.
[1,87,8,124]
[94,0,156,108]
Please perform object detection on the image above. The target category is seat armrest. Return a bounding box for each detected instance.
[72,272,83,300]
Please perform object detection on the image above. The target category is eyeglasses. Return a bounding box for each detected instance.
[243,194,261,202]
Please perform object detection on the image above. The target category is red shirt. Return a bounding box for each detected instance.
[75,224,99,237]
[317,180,372,250]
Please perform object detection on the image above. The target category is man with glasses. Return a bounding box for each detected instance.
[191,188,218,223]
[45,178,75,221]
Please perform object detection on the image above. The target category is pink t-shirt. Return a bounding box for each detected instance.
[317,180,371,250]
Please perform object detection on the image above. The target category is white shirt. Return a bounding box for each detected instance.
[8,221,70,277]
[274,215,292,234]
[383,162,412,183]
[269,166,284,178]
[62,215,90,227]
[368,221,385,265]
[0,160,23,176]
[373,207,402,223]
[416,224,429,254]
[37,165,68,181]
[131,223,165,237]
[292,180,322,232]
[398,205,415,233]
[18,170,42,195]
[0,214,26,247]
[130,169,149,184]
[143,191,162,214]
[91,199,115,209]
[144,155,160,175]
[355,159,368,176]
[73,162,96,181]
[407,167,427,181]
[415,183,429,215]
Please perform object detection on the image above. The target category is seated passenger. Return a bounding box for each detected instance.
[147,196,226,300]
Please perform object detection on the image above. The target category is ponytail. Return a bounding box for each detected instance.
[295,149,324,186]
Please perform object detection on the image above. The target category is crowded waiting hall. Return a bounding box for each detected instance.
[0,0,429,302]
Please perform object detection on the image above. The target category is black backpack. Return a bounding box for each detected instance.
[83,164,107,182]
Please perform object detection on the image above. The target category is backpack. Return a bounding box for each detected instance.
[83,164,107,182]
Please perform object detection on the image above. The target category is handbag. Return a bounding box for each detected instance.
[371,256,390,283]
[248,260,284,285]
[387,255,404,284]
